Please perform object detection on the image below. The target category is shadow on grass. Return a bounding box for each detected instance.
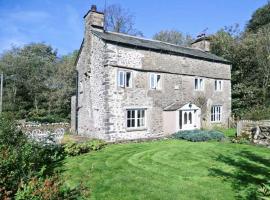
[209,150,270,199]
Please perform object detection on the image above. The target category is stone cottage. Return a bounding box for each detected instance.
[71,5,231,141]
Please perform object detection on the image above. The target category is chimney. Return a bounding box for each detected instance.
[84,5,104,32]
[191,35,211,52]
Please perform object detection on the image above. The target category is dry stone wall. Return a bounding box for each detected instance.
[237,120,270,147]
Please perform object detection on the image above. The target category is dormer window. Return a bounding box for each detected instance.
[149,73,161,90]
[118,71,132,88]
[194,78,204,91]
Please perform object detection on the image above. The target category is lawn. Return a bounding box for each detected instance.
[61,139,270,200]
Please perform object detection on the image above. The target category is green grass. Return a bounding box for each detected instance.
[213,127,237,137]
[60,140,270,200]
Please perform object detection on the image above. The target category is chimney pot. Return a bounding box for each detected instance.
[91,5,97,12]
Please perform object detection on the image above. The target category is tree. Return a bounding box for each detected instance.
[48,51,77,119]
[104,4,143,36]
[252,24,270,103]
[153,30,193,47]
[0,43,57,117]
[0,43,77,122]
[246,2,270,32]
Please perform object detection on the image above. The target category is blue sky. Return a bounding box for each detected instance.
[0,0,267,55]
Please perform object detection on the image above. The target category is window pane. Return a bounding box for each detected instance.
[118,71,124,87]
[137,110,141,118]
[127,110,131,118]
[131,119,135,127]
[157,75,161,89]
[189,112,192,124]
[195,79,198,90]
[184,112,187,124]
[200,79,203,89]
[137,119,140,127]
[150,74,155,89]
[215,80,217,90]
[131,110,135,118]
[126,72,131,87]
[127,119,131,127]
[141,118,145,126]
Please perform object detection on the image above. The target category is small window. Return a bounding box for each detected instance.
[149,73,161,90]
[211,105,222,122]
[118,71,132,88]
[195,78,204,91]
[215,80,223,91]
[127,109,146,128]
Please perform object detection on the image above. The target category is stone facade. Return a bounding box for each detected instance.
[74,6,232,141]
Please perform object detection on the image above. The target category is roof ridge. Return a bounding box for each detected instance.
[105,30,203,52]
[91,30,230,64]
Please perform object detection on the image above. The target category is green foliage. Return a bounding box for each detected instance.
[0,115,63,199]
[172,130,225,142]
[0,44,77,122]
[241,106,270,120]
[247,2,270,32]
[153,29,193,47]
[15,175,87,200]
[231,137,251,145]
[257,181,270,200]
[64,139,106,156]
[211,22,270,116]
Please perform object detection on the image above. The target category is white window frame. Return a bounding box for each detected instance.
[211,105,222,122]
[215,80,223,91]
[126,109,146,129]
[194,78,204,91]
[117,70,132,88]
[149,73,161,90]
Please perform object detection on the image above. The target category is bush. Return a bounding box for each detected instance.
[172,130,225,142]
[0,115,63,199]
[64,139,106,156]
[26,109,68,123]
[241,106,270,121]
[257,181,270,200]
[15,175,88,200]
[231,137,251,144]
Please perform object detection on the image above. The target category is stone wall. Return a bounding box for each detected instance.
[237,120,270,147]
[97,42,231,141]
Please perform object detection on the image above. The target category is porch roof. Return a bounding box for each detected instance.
[163,102,186,111]
[163,102,200,111]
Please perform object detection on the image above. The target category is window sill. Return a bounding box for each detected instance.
[126,127,147,132]
[211,121,222,124]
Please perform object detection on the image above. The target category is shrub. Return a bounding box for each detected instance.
[172,130,225,142]
[241,106,270,121]
[231,137,251,144]
[15,175,88,200]
[0,115,63,199]
[257,181,270,200]
[64,139,106,156]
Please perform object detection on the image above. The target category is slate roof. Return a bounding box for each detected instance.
[92,30,230,64]
[163,102,186,111]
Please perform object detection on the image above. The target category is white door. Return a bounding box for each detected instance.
[180,109,200,130]
[182,110,194,130]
